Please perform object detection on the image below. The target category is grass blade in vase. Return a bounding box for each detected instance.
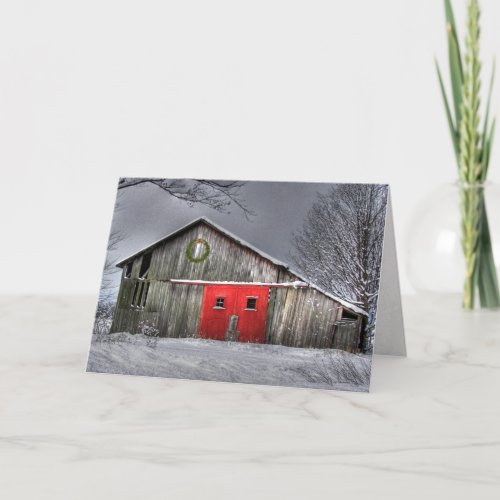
[436,0,500,309]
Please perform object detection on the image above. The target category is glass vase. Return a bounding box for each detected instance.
[406,182,500,309]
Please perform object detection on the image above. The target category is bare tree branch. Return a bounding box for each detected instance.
[118,178,255,219]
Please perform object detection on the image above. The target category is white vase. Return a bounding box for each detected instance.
[406,182,500,308]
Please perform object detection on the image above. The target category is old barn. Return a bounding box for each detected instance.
[110,217,366,353]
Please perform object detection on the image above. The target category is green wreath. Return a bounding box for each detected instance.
[185,238,210,263]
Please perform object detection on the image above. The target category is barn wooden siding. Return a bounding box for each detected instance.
[110,221,364,352]
[265,269,362,353]
[111,223,280,339]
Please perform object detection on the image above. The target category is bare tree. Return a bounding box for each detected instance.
[291,184,388,351]
[99,228,126,301]
[118,178,255,219]
[94,228,126,334]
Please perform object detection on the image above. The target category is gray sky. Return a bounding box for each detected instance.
[108,179,333,268]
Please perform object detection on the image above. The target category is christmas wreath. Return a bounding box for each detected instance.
[185,238,210,263]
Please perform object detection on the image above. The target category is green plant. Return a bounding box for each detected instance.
[436,0,500,309]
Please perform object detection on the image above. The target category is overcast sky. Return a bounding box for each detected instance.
[102,179,388,301]
[108,179,333,264]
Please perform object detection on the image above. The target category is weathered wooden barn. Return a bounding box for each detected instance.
[110,217,366,353]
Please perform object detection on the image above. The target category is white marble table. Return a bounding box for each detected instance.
[0,295,499,499]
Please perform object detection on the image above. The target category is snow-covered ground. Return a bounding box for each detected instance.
[87,333,371,392]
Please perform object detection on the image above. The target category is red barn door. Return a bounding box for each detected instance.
[199,285,237,341]
[234,286,270,343]
[199,285,269,343]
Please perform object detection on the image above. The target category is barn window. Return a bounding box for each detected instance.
[131,281,150,309]
[125,261,133,279]
[214,297,225,308]
[246,297,257,310]
[131,282,141,307]
[342,309,358,321]
[140,282,150,308]
[139,252,152,279]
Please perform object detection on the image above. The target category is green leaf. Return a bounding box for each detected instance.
[436,59,459,164]
[481,58,495,169]
[444,0,464,127]
[477,200,500,308]
[483,117,496,179]
[445,0,459,36]
[448,30,464,128]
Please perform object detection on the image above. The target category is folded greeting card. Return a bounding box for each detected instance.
[87,178,405,392]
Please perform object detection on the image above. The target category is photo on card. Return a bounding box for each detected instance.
[87,178,390,392]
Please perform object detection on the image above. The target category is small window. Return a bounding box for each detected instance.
[125,261,133,279]
[215,297,225,308]
[140,282,150,308]
[131,281,150,309]
[139,252,152,279]
[246,297,257,310]
[131,282,141,306]
[342,308,358,321]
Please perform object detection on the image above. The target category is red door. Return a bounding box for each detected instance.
[199,285,270,343]
[199,286,238,341]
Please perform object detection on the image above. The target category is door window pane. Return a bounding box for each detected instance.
[246,297,257,310]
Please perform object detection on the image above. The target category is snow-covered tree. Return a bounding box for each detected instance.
[99,228,126,301]
[291,184,388,351]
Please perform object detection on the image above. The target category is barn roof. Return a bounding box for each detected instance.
[116,216,367,316]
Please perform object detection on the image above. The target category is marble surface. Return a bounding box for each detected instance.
[0,295,499,499]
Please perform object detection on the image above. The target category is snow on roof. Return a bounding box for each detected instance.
[116,216,367,316]
[169,279,309,287]
[298,282,367,316]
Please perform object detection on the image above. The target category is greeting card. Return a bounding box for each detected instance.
[87,178,405,392]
